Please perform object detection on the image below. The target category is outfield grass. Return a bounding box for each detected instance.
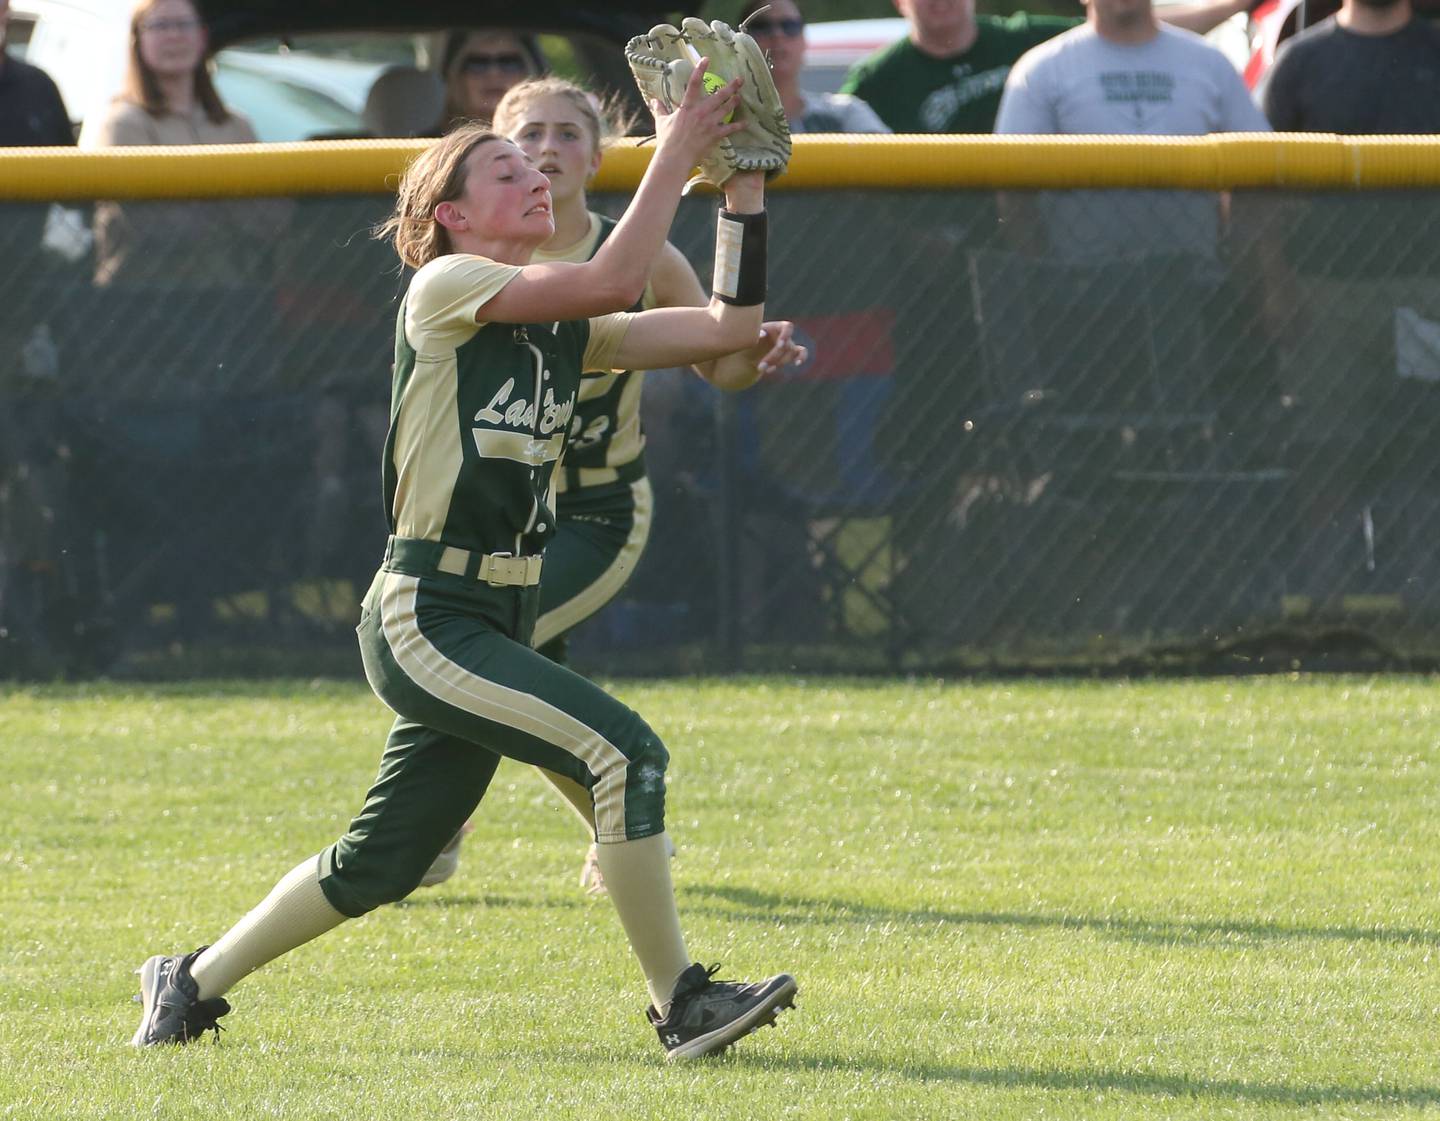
[1,675,1437,1119]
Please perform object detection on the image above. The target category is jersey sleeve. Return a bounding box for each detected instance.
[405,254,523,355]
[582,312,636,373]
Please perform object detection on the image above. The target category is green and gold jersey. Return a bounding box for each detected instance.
[384,253,632,557]
[531,213,657,493]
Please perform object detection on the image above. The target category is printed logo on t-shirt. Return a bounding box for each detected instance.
[920,65,1011,130]
[1100,70,1175,124]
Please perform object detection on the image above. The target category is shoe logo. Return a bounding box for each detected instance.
[665,1033,681,1045]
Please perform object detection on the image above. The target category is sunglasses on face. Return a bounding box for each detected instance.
[460,53,529,76]
[746,17,804,36]
[139,17,201,33]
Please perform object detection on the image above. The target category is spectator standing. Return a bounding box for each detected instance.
[79,0,277,303]
[0,0,78,674]
[0,0,73,279]
[1256,0,1440,538]
[1259,0,1440,134]
[986,0,1279,623]
[739,0,889,132]
[994,0,1269,260]
[842,0,1252,133]
[0,0,72,149]
[77,0,291,642]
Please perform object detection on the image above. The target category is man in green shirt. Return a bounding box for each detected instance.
[842,0,1251,133]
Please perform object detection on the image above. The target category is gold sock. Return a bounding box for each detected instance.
[595,832,690,1016]
[189,854,346,1000]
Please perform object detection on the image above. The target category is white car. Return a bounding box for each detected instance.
[4,0,669,141]
[6,0,376,138]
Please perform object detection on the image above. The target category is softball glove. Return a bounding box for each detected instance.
[625,16,792,190]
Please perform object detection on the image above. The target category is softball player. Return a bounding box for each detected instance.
[422,77,786,894]
[131,65,802,1060]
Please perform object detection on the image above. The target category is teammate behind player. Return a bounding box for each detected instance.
[421,76,798,895]
[130,61,801,1061]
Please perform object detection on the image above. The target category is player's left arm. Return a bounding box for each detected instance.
[610,171,805,373]
[650,241,800,389]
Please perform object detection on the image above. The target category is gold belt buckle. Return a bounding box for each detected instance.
[480,551,515,587]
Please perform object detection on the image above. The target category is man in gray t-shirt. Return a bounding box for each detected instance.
[994,0,1268,261]
[996,23,1267,136]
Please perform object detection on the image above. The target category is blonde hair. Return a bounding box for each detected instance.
[375,123,502,269]
[491,77,635,160]
[122,0,229,124]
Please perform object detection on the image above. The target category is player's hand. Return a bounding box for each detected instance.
[652,58,746,169]
[749,320,806,376]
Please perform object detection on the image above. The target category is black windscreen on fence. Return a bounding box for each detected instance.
[2,187,1438,677]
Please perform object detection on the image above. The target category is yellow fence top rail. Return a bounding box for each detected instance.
[5,134,1440,200]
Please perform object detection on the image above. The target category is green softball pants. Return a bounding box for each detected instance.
[318,538,670,918]
[533,476,653,665]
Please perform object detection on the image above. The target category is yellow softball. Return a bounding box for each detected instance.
[703,71,734,122]
[686,42,734,123]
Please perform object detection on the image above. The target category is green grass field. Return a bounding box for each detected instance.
[2,675,1437,1119]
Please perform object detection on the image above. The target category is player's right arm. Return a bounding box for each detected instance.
[479,62,744,325]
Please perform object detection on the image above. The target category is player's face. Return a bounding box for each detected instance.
[456,139,553,245]
[506,94,601,207]
[452,32,534,122]
[135,0,207,81]
[745,0,806,85]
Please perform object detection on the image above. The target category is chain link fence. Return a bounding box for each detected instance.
[2,184,1438,677]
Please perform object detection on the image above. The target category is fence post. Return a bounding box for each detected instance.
[714,391,742,671]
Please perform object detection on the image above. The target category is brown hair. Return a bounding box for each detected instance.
[375,123,502,269]
[122,0,230,124]
[491,76,635,160]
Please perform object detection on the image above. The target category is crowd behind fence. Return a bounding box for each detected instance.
[2,140,1439,678]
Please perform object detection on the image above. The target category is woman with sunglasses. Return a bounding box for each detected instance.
[130,60,800,1063]
[416,76,804,895]
[740,0,891,133]
[438,28,546,129]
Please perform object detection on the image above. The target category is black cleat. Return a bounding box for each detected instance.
[647,962,797,1060]
[130,947,230,1046]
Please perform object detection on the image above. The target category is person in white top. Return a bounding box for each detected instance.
[739,0,891,133]
[994,0,1269,261]
[995,0,1268,136]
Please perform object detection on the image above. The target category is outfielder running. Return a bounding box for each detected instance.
[421,74,797,894]
[130,46,801,1060]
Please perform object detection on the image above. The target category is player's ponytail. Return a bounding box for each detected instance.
[376,123,502,269]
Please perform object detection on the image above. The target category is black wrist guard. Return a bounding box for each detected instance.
[713,208,767,307]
